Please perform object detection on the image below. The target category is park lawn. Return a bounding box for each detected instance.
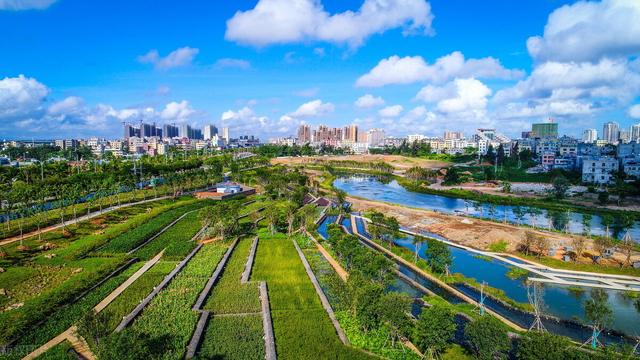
[203,236,261,314]
[126,243,228,360]
[196,315,265,360]
[253,229,374,360]
[100,260,178,330]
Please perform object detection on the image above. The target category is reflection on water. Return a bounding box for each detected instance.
[334,175,640,240]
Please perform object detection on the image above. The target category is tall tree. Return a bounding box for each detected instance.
[424,238,452,274]
[413,303,456,356]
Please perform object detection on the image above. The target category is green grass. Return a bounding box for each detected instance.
[132,210,204,261]
[196,315,265,360]
[39,340,75,360]
[203,237,261,314]
[253,229,374,360]
[505,267,529,280]
[487,240,508,253]
[127,243,227,360]
[0,262,143,360]
[100,260,177,330]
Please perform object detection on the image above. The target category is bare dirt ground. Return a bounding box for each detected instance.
[271,155,449,171]
[348,196,640,267]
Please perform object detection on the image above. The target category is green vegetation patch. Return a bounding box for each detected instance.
[127,243,227,360]
[133,210,204,261]
[204,237,260,314]
[196,315,265,360]
[487,240,508,253]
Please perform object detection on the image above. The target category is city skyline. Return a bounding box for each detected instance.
[1,0,640,140]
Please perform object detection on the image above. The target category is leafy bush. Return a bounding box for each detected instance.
[464,316,511,360]
[516,331,571,360]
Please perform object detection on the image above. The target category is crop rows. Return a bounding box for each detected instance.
[128,243,227,360]
[196,315,265,360]
[0,262,144,360]
[100,261,178,330]
[252,229,373,360]
[133,210,205,261]
[203,236,261,314]
[97,201,205,254]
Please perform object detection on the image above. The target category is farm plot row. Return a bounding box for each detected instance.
[252,229,373,360]
[133,210,206,261]
[0,261,145,360]
[203,236,260,314]
[0,199,205,351]
[96,200,206,255]
[125,243,228,360]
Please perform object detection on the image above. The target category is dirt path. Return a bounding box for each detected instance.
[306,230,348,282]
[272,154,449,170]
[0,196,170,246]
[348,196,640,267]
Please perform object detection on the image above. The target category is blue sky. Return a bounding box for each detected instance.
[1,0,639,140]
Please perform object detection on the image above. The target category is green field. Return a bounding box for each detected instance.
[253,229,374,360]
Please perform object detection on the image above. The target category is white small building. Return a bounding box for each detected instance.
[581,157,619,185]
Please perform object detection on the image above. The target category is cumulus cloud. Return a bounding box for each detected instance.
[356,51,523,87]
[629,104,640,119]
[214,58,251,70]
[0,75,49,118]
[355,94,385,108]
[415,78,492,115]
[221,106,303,137]
[138,47,199,70]
[526,0,640,63]
[288,99,335,118]
[378,105,403,117]
[159,100,196,123]
[225,0,433,49]
[0,0,55,10]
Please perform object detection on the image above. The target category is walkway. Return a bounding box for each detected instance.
[306,230,348,282]
[384,219,640,292]
[350,214,526,332]
[22,250,167,360]
[0,196,170,246]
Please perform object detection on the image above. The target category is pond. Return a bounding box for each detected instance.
[333,175,640,240]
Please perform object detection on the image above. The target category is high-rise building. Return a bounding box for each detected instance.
[603,122,620,144]
[124,124,139,139]
[222,127,230,143]
[297,125,311,144]
[179,124,191,139]
[531,121,558,138]
[444,131,464,140]
[619,129,630,144]
[203,125,218,140]
[343,124,358,143]
[582,129,597,143]
[366,129,385,146]
[163,124,179,138]
[631,124,640,142]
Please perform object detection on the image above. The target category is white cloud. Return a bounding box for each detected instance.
[214,58,251,70]
[355,94,385,108]
[221,106,302,137]
[493,58,640,105]
[160,100,196,123]
[225,0,433,49]
[378,104,403,117]
[356,51,523,87]
[289,99,335,118]
[415,78,492,114]
[0,0,55,10]
[47,96,83,115]
[0,75,49,118]
[526,0,640,63]
[138,47,199,70]
[629,104,640,119]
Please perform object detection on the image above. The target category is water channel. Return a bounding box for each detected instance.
[328,175,640,344]
[334,175,640,240]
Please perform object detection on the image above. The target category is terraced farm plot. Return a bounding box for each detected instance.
[203,237,260,314]
[100,260,178,330]
[133,210,205,260]
[196,315,265,360]
[253,230,374,360]
[96,200,205,254]
[127,243,227,360]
